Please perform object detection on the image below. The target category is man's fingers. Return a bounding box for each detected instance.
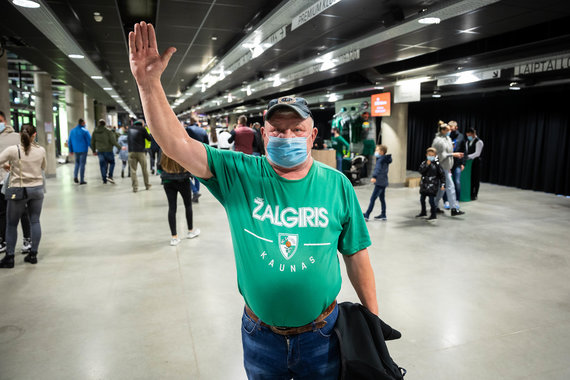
[141,21,149,50]
[134,23,142,52]
[161,47,177,66]
[128,31,136,54]
[148,24,158,50]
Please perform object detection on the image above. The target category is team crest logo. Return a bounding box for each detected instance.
[278,96,297,104]
[278,233,299,260]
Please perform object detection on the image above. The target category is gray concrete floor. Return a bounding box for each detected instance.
[0,156,569,380]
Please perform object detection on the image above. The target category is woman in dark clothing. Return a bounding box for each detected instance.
[416,147,446,222]
[159,154,200,246]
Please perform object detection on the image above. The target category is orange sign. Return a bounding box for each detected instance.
[371,92,391,117]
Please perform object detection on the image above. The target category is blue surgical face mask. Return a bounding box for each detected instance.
[427,155,435,161]
[266,136,308,168]
[0,122,5,133]
[446,131,451,137]
[467,135,474,141]
[374,152,381,158]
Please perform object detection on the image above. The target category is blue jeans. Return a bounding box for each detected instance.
[191,177,200,194]
[364,185,386,218]
[98,152,115,182]
[436,170,459,210]
[73,152,88,181]
[242,304,340,379]
[336,154,343,172]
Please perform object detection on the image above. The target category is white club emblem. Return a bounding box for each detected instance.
[278,233,299,260]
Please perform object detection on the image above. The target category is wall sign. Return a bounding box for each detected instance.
[292,0,343,31]
[371,93,391,116]
[394,81,421,103]
[514,55,570,75]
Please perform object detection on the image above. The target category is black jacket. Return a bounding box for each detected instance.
[419,158,446,196]
[127,124,151,153]
[334,302,405,380]
[450,130,465,169]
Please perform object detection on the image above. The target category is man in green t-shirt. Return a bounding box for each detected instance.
[129,22,378,379]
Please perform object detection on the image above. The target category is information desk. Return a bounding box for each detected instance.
[311,149,336,168]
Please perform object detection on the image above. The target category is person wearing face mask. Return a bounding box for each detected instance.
[129,22,378,378]
[417,147,446,221]
[431,122,465,216]
[465,128,484,200]
[363,145,392,221]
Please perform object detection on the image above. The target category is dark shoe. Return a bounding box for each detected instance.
[0,254,14,268]
[451,209,465,217]
[192,193,201,203]
[133,188,138,193]
[121,170,125,178]
[472,196,478,201]
[74,178,79,184]
[374,215,387,221]
[80,181,87,185]
[415,212,427,218]
[24,253,37,264]
[363,213,369,222]
[435,208,445,214]
[151,169,155,175]
[427,214,437,222]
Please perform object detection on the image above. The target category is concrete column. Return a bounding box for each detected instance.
[65,86,84,160]
[84,94,95,134]
[94,101,107,125]
[381,102,408,186]
[34,72,56,177]
[0,53,10,120]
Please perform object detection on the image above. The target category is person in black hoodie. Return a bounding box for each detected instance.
[159,153,200,246]
[417,147,446,221]
[363,145,392,221]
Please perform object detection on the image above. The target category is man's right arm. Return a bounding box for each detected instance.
[129,22,211,179]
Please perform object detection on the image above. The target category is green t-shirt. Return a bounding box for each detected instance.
[331,135,349,157]
[197,144,370,327]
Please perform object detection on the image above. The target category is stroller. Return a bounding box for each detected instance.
[344,155,368,185]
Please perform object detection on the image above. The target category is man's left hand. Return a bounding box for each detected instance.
[370,178,376,183]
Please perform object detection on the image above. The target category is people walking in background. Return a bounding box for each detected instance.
[91,119,121,184]
[0,111,32,254]
[149,133,161,175]
[128,120,152,192]
[118,126,129,178]
[417,147,446,222]
[465,128,484,200]
[363,145,392,221]
[184,117,209,202]
[251,122,264,156]
[447,120,465,204]
[0,124,46,268]
[159,153,200,246]
[68,118,91,185]
[432,122,465,216]
[228,115,255,154]
[331,127,349,172]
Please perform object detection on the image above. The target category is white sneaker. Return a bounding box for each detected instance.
[187,229,201,239]
[22,238,32,253]
[170,237,181,246]
[444,201,450,210]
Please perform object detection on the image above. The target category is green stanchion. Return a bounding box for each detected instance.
[460,160,472,202]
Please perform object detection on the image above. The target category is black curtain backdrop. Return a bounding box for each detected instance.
[407,85,570,196]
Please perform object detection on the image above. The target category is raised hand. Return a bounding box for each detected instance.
[129,22,176,87]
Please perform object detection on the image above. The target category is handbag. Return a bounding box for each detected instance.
[5,146,27,201]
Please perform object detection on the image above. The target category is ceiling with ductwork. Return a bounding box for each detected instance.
[1,0,570,118]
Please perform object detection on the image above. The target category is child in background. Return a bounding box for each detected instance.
[363,145,392,221]
[417,147,446,222]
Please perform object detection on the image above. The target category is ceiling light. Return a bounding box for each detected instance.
[328,93,339,102]
[68,54,84,59]
[93,12,103,22]
[111,95,119,98]
[12,0,40,8]
[509,82,521,90]
[418,17,440,25]
[211,36,218,41]
[91,75,103,79]
[455,71,479,84]
[103,87,112,90]
[432,91,442,98]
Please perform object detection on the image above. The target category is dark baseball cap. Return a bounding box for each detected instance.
[265,96,312,121]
